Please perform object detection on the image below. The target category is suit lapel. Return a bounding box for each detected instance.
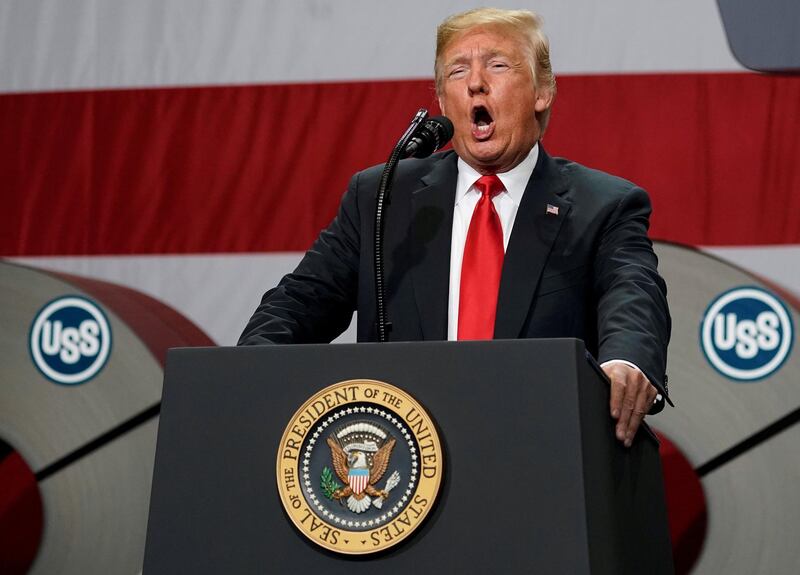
[494,148,572,339]
[409,153,458,340]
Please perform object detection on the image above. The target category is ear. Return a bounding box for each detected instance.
[534,88,554,113]
[438,95,447,116]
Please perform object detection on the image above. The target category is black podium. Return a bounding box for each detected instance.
[143,339,673,574]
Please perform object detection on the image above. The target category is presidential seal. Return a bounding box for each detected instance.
[276,379,443,554]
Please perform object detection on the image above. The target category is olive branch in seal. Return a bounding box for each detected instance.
[320,466,342,500]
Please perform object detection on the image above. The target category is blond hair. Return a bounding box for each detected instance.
[435,8,556,131]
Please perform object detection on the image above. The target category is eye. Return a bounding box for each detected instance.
[448,66,467,79]
[489,61,509,71]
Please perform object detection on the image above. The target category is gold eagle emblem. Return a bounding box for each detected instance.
[326,426,397,513]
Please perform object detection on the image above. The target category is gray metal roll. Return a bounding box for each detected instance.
[0,261,212,575]
[651,242,799,574]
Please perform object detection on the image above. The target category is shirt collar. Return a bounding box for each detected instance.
[455,142,539,206]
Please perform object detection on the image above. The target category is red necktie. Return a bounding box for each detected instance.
[458,174,505,340]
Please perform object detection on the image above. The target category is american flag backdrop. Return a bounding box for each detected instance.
[2,0,798,346]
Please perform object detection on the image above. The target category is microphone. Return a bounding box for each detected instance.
[402,116,454,159]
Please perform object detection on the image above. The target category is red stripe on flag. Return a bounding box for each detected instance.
[1,73,798,256]
[548,73,800,249]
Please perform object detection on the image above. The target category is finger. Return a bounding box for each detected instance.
[624,383,657,447]
[614,377,635,443]
[605,366,625,419]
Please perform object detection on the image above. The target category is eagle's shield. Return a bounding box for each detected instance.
[348,468,369,495]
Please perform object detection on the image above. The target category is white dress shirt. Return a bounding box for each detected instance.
[447,144,539,340]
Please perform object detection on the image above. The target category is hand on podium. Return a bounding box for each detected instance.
[603,362,659,448]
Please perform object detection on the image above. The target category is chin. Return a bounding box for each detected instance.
[467,144,504,165]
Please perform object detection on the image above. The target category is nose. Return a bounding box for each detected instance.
[467,66,489,95]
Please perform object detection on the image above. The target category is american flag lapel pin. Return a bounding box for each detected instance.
[546,204,559,216]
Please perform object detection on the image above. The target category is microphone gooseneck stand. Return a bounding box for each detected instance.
[374,108,429,343]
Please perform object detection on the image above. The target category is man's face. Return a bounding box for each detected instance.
[438,27,552,174]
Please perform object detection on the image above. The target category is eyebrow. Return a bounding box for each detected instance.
[445,49,510,68]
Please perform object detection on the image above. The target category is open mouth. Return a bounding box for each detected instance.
[471,105,495,140]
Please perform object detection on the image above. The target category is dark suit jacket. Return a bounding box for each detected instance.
[239,147,671,406]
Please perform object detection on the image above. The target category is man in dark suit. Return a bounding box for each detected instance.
[239,8,671,446]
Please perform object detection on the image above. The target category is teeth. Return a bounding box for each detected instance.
[475,124,491,134]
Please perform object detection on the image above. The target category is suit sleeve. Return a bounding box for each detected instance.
[237,173,363,345]
[593,186,672,411]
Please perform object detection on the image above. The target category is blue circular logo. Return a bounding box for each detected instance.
[29,296,112,385]
[700,287,794,381]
